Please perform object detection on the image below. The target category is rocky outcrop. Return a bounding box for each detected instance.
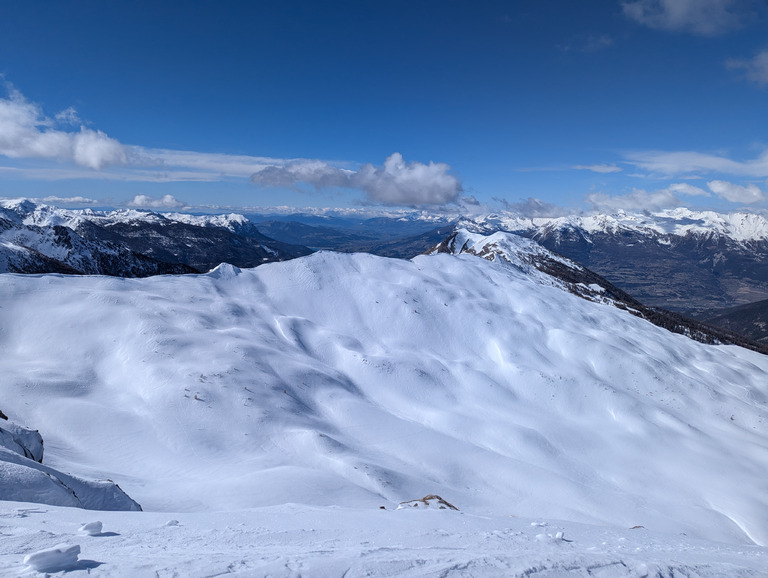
[0,413,141,511]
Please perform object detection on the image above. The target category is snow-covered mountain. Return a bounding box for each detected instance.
[433,229,765,353]
[464,208,768,315]
[1,230,766,574]
[481,208,768,243]
[0,199,311,275]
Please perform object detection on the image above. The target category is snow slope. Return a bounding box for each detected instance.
[1,231,767,574]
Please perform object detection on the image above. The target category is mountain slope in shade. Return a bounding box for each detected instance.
[0,200,312,275]
[699,297,768,344]
[0,233,766,551]
[0,201,195,276]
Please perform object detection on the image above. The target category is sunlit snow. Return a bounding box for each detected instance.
[1,231,767,575]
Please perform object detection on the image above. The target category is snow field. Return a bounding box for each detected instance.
[1,501,765,577]
[0,241,767,574]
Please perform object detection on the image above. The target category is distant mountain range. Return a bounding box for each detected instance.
[0,200,311,275]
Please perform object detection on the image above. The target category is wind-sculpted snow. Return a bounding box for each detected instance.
[0,418,141,511]
[0,243,767,556]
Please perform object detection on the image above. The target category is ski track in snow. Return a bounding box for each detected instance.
[0,239,767,575]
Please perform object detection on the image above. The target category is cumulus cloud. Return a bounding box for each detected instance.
[127,194,185,208]
[621,0,755,35]
[727,49,768,86]
[707,180,766,203]
[573,164,623,174]
[0,83,127,170]
[251,152,462,206]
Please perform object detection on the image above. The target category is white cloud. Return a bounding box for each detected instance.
[624,149,768,177]
[727,49,768,86]
[0,84,127,170]
[586,179,765,210]
[71,128,127,170]
[127,194,185,208]
[54,107,81,126]
[39,195,98,205]
[707,180,766,203]
[573,164,623,174]
[621,0,753,35]
[667,182,710,196]
[0,85,463,205]
[251,152,463,206]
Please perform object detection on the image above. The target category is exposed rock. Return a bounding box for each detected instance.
[397,495,459,511]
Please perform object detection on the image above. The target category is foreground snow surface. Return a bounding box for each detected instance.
[1,245,767,573]
[1,501,765,577]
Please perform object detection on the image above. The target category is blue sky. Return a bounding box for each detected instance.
[1,0,768,214]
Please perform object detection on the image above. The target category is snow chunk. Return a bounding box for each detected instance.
[206,263,242,279]
[78,521,103,536]
[23,543,80,573]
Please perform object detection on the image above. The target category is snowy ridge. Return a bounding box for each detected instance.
[432,228,652,314]
[432,229,582,288]
[161,211,252,231]
[435,228,577,269]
